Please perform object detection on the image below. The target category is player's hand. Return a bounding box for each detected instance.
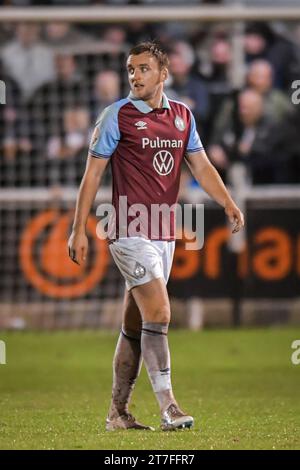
[68,231,88,265]
[225,203,244,234]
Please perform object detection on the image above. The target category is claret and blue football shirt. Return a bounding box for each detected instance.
[89,93,204,240]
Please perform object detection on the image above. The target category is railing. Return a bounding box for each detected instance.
[1,5,300,23]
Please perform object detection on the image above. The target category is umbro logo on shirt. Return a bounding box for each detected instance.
[135,121,147,130]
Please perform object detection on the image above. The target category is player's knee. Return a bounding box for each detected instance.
[122,323,142,340]
[123,310,142,336]
[149,305,170,324]
[123,295,142,336]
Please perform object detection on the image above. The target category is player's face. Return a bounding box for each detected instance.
[127,52,167,101]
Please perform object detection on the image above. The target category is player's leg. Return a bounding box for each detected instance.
[109,238,193,430]
[108,289,142,418]
[131,277,194,430]
[131,277,173,409]
[106,290,154,431]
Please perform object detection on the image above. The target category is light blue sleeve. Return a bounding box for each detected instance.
[186,111,204,153]
[89,103,121,159]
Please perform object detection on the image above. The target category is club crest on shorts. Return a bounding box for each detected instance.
[134,262,146,279]
[174,115,185,131]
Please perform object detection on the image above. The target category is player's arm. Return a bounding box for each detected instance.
[68,155,109,265]
[68,103,119,264]
[185,149,244,233]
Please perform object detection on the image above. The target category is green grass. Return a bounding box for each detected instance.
[0,328,300,450]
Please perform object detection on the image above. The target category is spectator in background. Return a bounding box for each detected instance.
[211,59,291,148]
[48,107,90,186]
[166,41,209,133]
[44,21,95,49]
[34,53,86,109]
[0,57,34,187]
[59,107,90,160]
[244,22,300,92]
[0,61,21,163]
[1,23,56,101]
[92,70,121,119]
[271,93,300,185]
[101,25,129,50]
[246,60,292,122]
[205,37,233,140]
[126,21,157,46]
[209,89,288,185]
[0,23,13,44]
[0,60,29,187]
[271,105,300,185]
[96,25,130,65]
[244,23,271,63]
[30,53,87,153]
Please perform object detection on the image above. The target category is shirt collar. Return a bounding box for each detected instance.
[128,92,171,114]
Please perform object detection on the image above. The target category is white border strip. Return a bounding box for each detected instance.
[1,6,300,23]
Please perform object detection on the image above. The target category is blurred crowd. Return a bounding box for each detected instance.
[1,18,300,188]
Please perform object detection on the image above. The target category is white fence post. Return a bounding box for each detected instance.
[0,340,6,365]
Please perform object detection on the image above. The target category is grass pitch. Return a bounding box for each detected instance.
[0,328,300,450]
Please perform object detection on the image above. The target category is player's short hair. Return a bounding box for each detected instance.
[128,41,169,70]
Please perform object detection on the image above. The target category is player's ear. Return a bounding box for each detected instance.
[162,67,169,82]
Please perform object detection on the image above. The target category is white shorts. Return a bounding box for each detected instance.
[109,237,175,290]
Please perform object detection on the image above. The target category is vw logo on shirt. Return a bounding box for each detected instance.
[153,150,174,176]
